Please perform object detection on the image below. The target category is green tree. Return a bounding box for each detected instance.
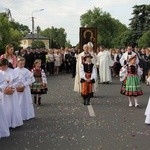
[31,40,45,49]
[36,26,41,37]
[10,28,23,50]
[65,40,72,48]
[0,14,30,53]
[41,26,67,48]
[80,7,127,48]
[129,4,150,45]
[10,21,30,36]
[138,31,150,48]
[112,29,134,48]
[0,13,11,53]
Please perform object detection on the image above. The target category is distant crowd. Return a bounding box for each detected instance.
[0,44,149,84]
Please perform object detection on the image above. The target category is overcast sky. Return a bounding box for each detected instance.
[0,0,149,46]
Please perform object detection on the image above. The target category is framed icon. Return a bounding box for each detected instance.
[79,27,97,52]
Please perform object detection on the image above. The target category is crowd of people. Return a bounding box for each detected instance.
[17,46,79,78]
[0,43,150,139]
[74,43,150,124]
[0,44,48,139]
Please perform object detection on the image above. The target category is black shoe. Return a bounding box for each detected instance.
[87,98,90,105]
[38,98,41,105]
[83,98,87,105]
[87,102,90,105]
[34,97,37,104]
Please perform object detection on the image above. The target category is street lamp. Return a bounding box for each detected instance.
[32,9,44,42]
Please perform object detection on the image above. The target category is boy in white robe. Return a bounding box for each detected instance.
[0,73,10,138]
[14,57,35,120]
[145,76,150,124]
[0,58,23,128]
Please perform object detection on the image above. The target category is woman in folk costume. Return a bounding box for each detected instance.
[120,54,143,107]
[0,73,10,138]
[14,57,35,120]
[74,44,89,93]
[145,76,150,124]
[80,53,97,105]
[0,58,23,128]
[31,59,48,106]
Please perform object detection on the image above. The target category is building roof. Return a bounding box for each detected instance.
[23,34,49,40]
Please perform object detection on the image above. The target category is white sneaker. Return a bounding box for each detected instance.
[129,103,133,107]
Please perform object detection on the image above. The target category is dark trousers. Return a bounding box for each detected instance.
[71,63,76,78]
[47,62,54,74]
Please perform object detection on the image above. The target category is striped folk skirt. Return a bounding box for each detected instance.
[120,75,143,96]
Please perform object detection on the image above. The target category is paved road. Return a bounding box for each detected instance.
[0,74,150,150]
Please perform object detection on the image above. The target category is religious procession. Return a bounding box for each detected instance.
[0,41,150,140]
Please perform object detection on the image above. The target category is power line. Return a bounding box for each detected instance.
[0,0,30,22]
[5,0,30,17]
[3,0,28,17]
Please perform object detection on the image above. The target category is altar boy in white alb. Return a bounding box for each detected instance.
[0,58,23,128]
[0,73,10,138]
[145,76,150,124]
[14,57,35,121]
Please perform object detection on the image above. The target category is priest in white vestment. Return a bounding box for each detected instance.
[74,44,89,92]
[120,46,139,66]
[87,42,98,91]
[96,46,112,83]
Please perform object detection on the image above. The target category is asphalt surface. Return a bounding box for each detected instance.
[0,73,150,150]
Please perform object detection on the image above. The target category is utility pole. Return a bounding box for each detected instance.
[31,9,44,42]
[32,16,34,41]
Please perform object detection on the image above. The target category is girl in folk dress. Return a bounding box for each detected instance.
[0,58,23,128]
[80,53,97,105]
[14,57,35,120]
[31,59,47,106]
[0,73,10,138]
[120,54,143,107]
[145,76,150,124]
